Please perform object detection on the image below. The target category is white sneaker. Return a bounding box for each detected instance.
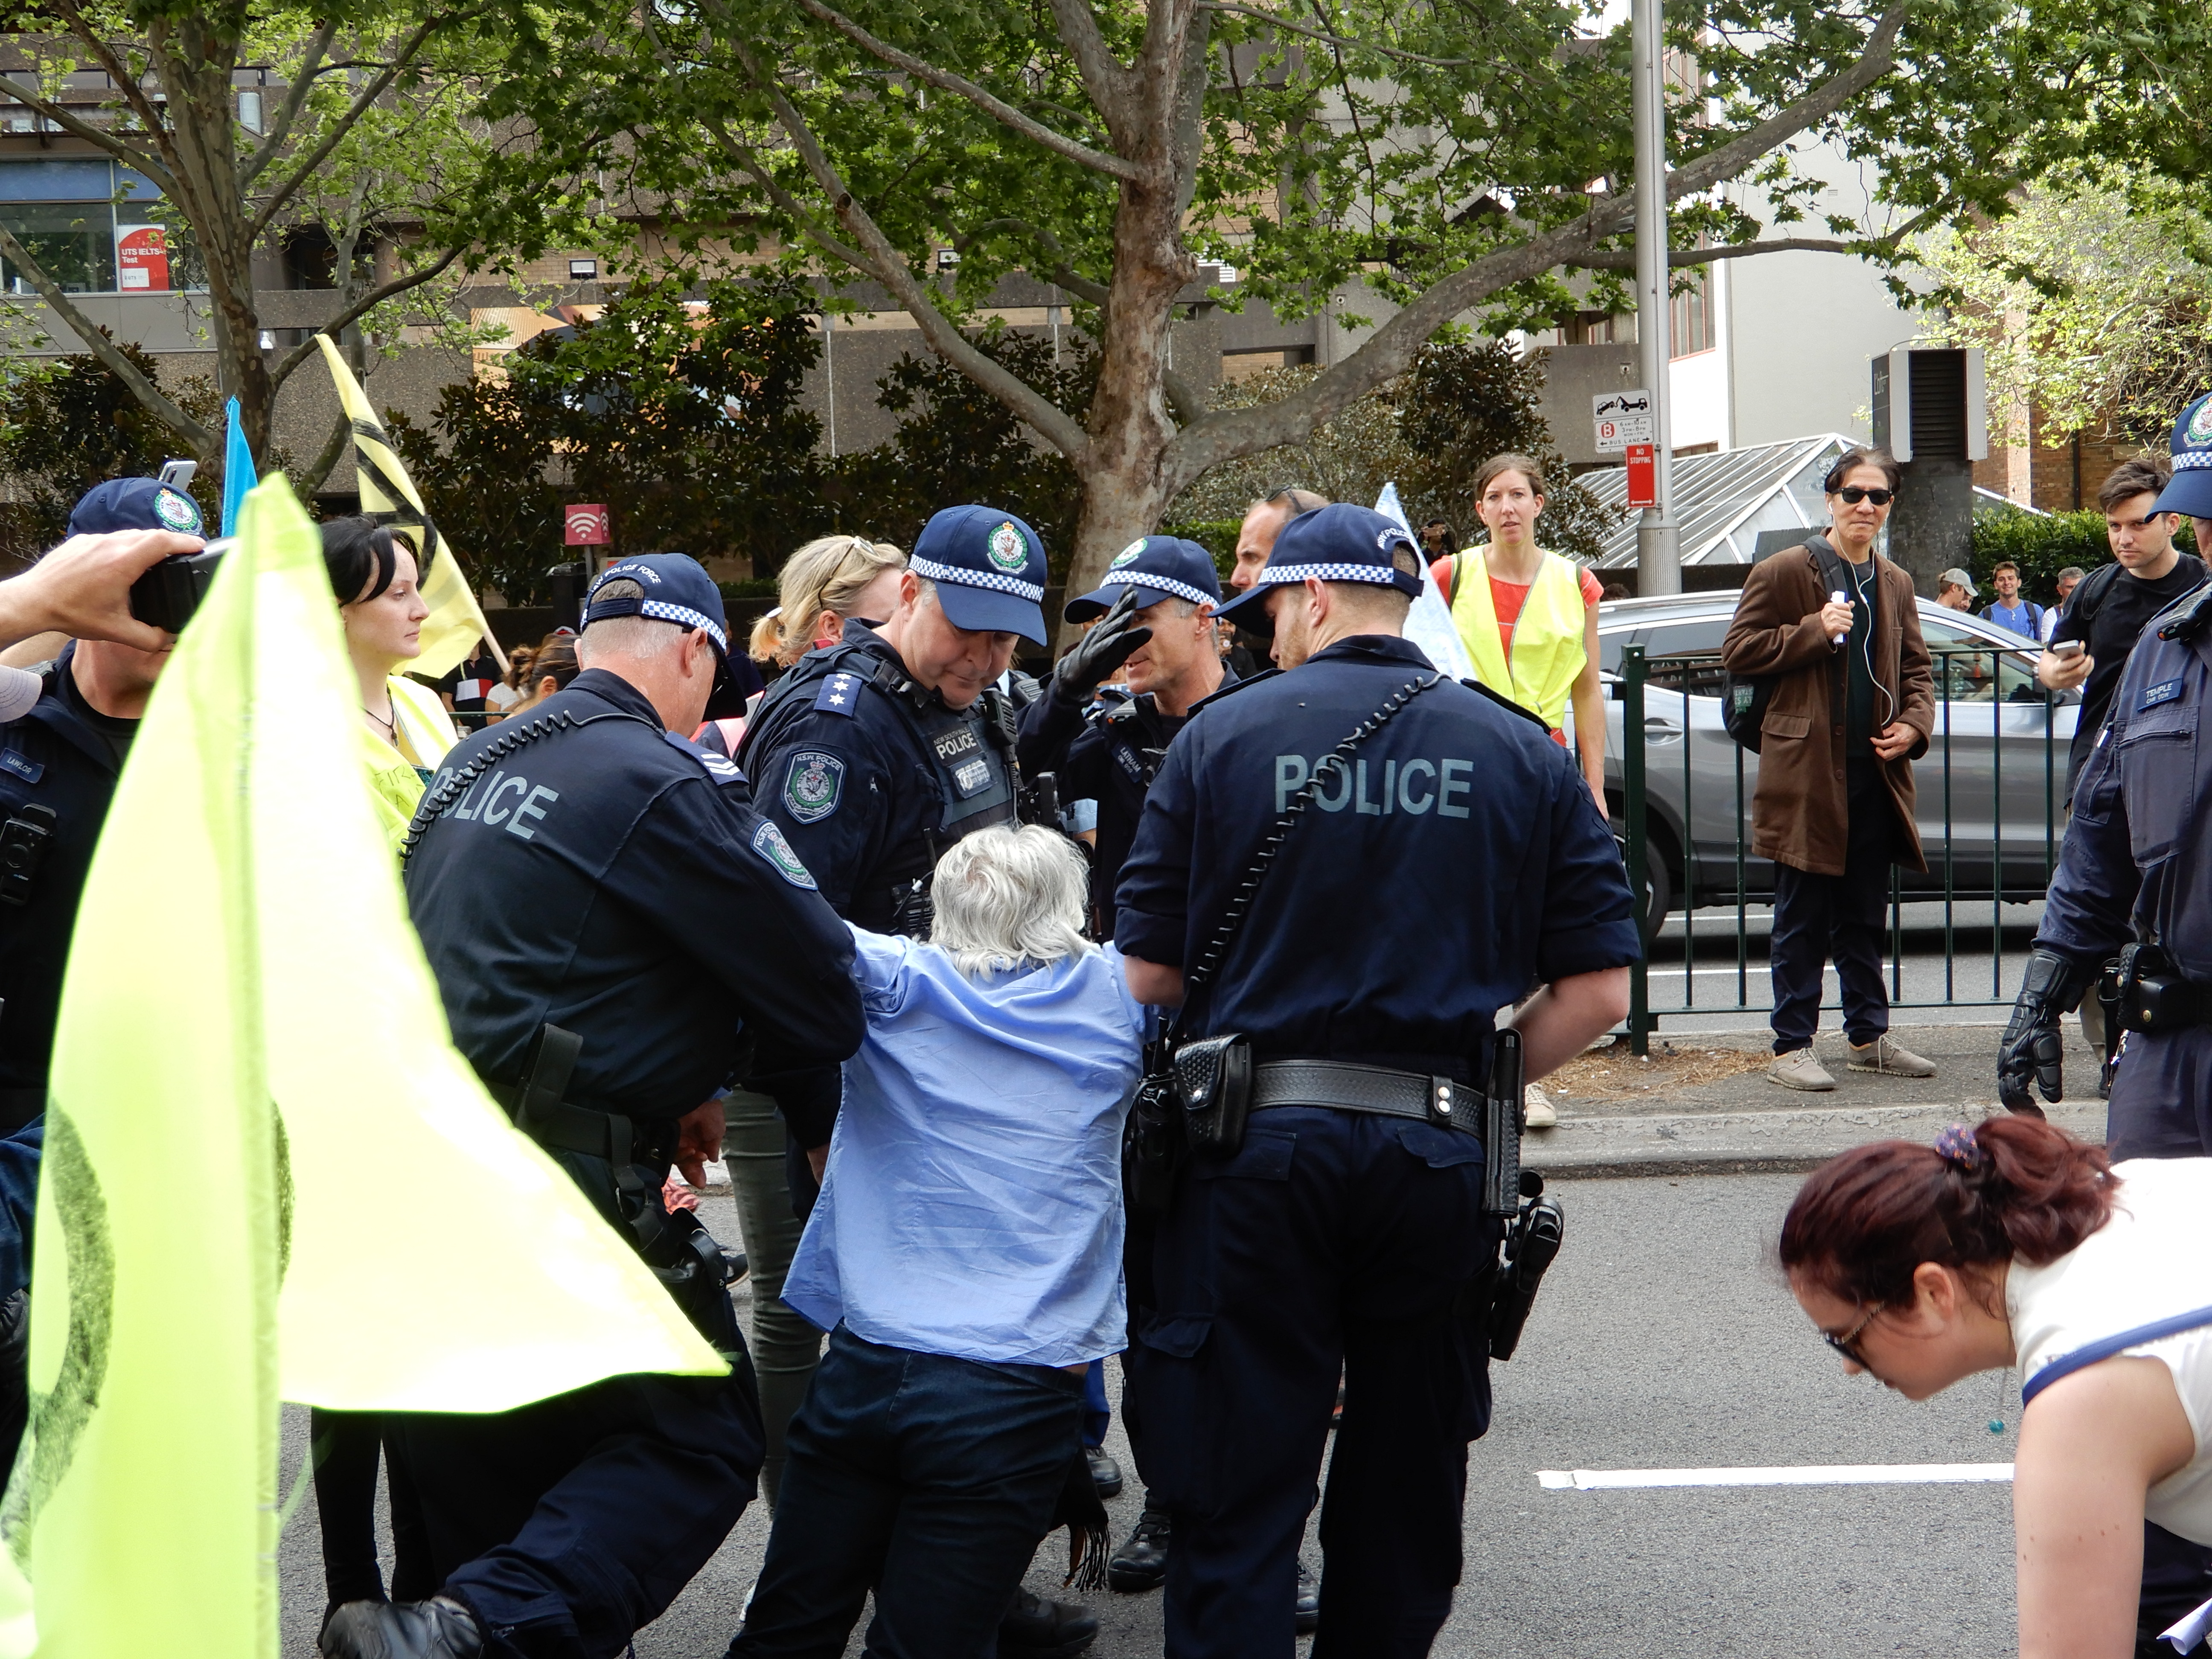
[1848,1036,1937,1077]
[1524,1083,1558,1129]
[1768,1048,1837,1091]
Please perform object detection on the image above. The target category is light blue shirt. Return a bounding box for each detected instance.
[782,924,1150,1368]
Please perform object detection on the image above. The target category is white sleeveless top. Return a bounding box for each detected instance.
[2007,1157,2212,1544]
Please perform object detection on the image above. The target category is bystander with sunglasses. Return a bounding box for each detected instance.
[1720,446,1937,1093]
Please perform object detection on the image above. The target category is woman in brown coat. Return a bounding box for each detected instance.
[1720,446,1937,1090]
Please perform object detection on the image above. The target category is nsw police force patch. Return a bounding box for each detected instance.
[783,749,845,824]
[752,819,818,889]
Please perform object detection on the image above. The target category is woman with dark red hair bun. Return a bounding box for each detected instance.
[1781,1115,2212,1657]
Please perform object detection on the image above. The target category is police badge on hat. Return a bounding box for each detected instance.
[783,750,845,824]
[987,522,1029,573]
[1111,539,1147,568]
[153,487,201,533]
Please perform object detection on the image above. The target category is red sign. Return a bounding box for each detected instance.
[564,504,611,546]
[1625,443,1658,509]
[116,224,170,292]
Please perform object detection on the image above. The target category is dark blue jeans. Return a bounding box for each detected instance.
[1770,759,1897,1052]
[729,1324,1086,1659]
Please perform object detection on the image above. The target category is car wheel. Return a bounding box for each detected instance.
[1609,816,1676,943]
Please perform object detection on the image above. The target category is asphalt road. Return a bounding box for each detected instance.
[275,1172,2018,1658]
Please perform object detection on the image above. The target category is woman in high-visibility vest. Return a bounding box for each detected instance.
[325,517,460,848]
[1432,453,1607,814]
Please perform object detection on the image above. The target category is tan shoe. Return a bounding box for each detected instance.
[1768,1048,1836,1091]
[1848,1036,1936,1077]
[1524,1084,1558,1129]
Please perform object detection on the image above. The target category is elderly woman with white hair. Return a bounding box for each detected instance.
[728,825,1152,1659]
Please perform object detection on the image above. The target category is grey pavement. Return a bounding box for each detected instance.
[278,1174,2019,1658]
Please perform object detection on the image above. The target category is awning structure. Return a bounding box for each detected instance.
[1582,435,2032,568]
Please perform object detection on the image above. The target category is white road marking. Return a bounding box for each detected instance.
[1537,1463,2014,1490]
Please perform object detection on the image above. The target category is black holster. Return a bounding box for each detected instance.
[2114,943,2209,1035]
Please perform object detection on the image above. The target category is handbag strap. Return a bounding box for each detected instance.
[2020,1302,2212,1407]
[1170,670,1446,1039]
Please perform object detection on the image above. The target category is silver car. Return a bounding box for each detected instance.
[1574,592,2080,931]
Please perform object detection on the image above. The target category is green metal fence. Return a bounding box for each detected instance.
[1616,642,2068,1056]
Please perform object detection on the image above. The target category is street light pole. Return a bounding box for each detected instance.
[1633,0,1681,594]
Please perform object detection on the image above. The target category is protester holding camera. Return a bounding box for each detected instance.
[1781,1115,2212,1657]
[320,518,460,847]
[0,478,207,1137]
[728,826,1150,1659]
[2000,402,2212,1153]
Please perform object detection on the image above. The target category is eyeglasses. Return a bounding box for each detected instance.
[1823,1305,1881,1366]
[1834,486,1895,506]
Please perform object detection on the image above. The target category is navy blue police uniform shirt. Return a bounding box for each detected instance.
[739,619,1019,930]
[0,645,138,1116]
[403,667,863,1132]
[2039,582,2212,982]
[1115,634,1641,1077]
[1018,667,1234,936]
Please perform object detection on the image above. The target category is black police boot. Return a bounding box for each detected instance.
[1084,1444,1123,1499]
[1294,1558,1320,1635]
[998,1587,1099,1659]
[319,1595,485,1659]
[1108,1507,1171,1593]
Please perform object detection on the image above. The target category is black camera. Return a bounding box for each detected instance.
[128,538,233,634]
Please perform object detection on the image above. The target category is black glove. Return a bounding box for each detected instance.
[1053,586,1151,704]
[1998,948,2096,1113]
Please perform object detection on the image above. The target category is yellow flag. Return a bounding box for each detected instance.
[1,478,721,1658]
[317,335,501,678]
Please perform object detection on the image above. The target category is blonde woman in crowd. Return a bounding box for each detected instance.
[729,528,907,1510]
[749,534,908,669]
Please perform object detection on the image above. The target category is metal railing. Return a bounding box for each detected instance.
[1616,643,2069,1055]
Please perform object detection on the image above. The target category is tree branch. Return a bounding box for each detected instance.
[49,3,180,174]
[718,34,1093,464]
[250,12,455,237]
[267,244,464,393]
[1045,0,1139,140]
[1165,0,1916,486]
[789,0,1140,181]
[0,69,175,191]
[240,16,341,188]
[0,222,213,451]
[1195,1,1473,67]
[297,407,354,495]
[1566,236,1857,268]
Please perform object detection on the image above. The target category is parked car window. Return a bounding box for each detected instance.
[1640,618,1732,696]
[1920,615,2041,702]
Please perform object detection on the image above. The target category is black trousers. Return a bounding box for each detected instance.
[386,1365,762,1659]
[1770,759,1897,1052]
[2138,1519,2212,1656]
[1130,1108,1498,1659]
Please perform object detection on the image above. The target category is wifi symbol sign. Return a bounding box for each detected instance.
[564,504,611,546]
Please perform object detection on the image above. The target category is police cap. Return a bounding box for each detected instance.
[1213,503,1423,626]
[909,505,1049,646]
[582,553,729,654]
[2154,392,2212,520]
[1064,534,1223,622]
[68,476,204,538]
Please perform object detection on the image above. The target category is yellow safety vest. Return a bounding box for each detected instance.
[1450,548,1588,732]
[361,673,459,848]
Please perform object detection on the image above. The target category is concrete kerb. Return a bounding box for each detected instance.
[1528,1099,2108,1181]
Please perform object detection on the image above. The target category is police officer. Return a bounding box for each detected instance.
[739,506,1101,1659]
[1018,535,1230,938]
[324,556,865,1659]
[2001,394,2212,1161]
[1115,504,1639,1658]
[0,477,205,1134]
[1995,393,2212,1659]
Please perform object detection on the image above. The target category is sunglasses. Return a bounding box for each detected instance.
[1823,1305,1881,1366]
[1834,486,1895,506]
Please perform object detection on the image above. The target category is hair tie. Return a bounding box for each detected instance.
[1934,1123,1988,1173]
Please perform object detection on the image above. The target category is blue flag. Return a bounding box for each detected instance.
[218,397,256,538]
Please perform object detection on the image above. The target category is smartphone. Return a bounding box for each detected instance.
[128,537,234,634]
[2051,640,2085,660]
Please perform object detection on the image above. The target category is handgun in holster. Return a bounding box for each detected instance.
[511,1023,744,1354]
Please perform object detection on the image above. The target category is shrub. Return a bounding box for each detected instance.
[1970,509,2111,606]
